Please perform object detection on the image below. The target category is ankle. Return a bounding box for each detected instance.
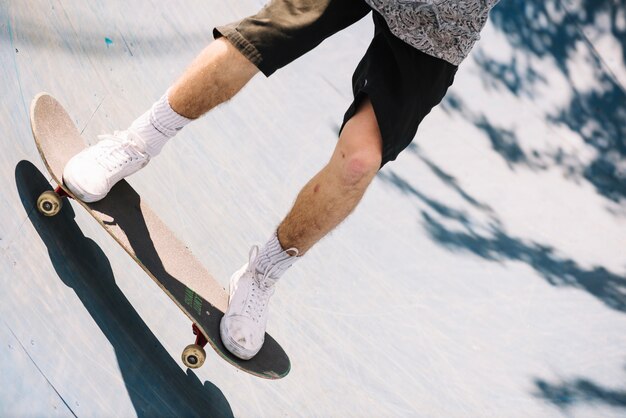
[255,232,299,279]
[129,91,192,157]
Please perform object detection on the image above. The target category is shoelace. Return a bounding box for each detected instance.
[96,131,147,172]
[244,246,299,322]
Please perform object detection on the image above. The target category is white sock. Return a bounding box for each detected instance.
[129,91,192,157]
[255,232,299,279]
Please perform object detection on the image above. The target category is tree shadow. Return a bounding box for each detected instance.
[440,92,556,172]
[15,160,233,418]
[533,370,626,410]
[420,211,626,313]
[444,0,626,203]
[376,1,626,411]
[550,83,626,203]
[379,155,626,314]
[378,156,626,410]
[406,143,496,212]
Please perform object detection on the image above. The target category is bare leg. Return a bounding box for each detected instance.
[168,38,259,119]
[278,97,383,254]
[168,38,383,256]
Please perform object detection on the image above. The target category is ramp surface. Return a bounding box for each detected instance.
[2,0,625,416]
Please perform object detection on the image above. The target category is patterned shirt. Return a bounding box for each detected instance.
[364,0,500,65]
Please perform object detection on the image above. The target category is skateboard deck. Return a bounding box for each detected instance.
[30,92,290,379]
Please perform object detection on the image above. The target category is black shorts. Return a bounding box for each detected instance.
[214,0,458,167]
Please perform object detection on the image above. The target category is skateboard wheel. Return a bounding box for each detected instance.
[182,344,206,369]
[37,190,63,216]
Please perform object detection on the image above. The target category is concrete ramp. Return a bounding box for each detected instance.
[2,0,625,416]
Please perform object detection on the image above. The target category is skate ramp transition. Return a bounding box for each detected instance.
[2,1,626,416]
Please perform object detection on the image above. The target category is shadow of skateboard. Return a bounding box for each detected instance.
[30,92,290,379]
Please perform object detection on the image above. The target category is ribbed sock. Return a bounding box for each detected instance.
[130,91,192,157]
[255,232,299,279]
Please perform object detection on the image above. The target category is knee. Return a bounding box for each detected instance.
[339,148,382,187]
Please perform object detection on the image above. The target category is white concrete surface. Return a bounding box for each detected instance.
[1,0,625,416]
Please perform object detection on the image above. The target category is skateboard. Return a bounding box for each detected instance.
[29,92,290,379]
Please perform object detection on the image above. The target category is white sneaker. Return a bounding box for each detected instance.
[63,130,150,202]
[220,246,295,360]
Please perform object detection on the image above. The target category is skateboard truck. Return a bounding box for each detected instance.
[182,323,208,369]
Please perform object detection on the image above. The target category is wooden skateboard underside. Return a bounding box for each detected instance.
[30,93,290,379]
